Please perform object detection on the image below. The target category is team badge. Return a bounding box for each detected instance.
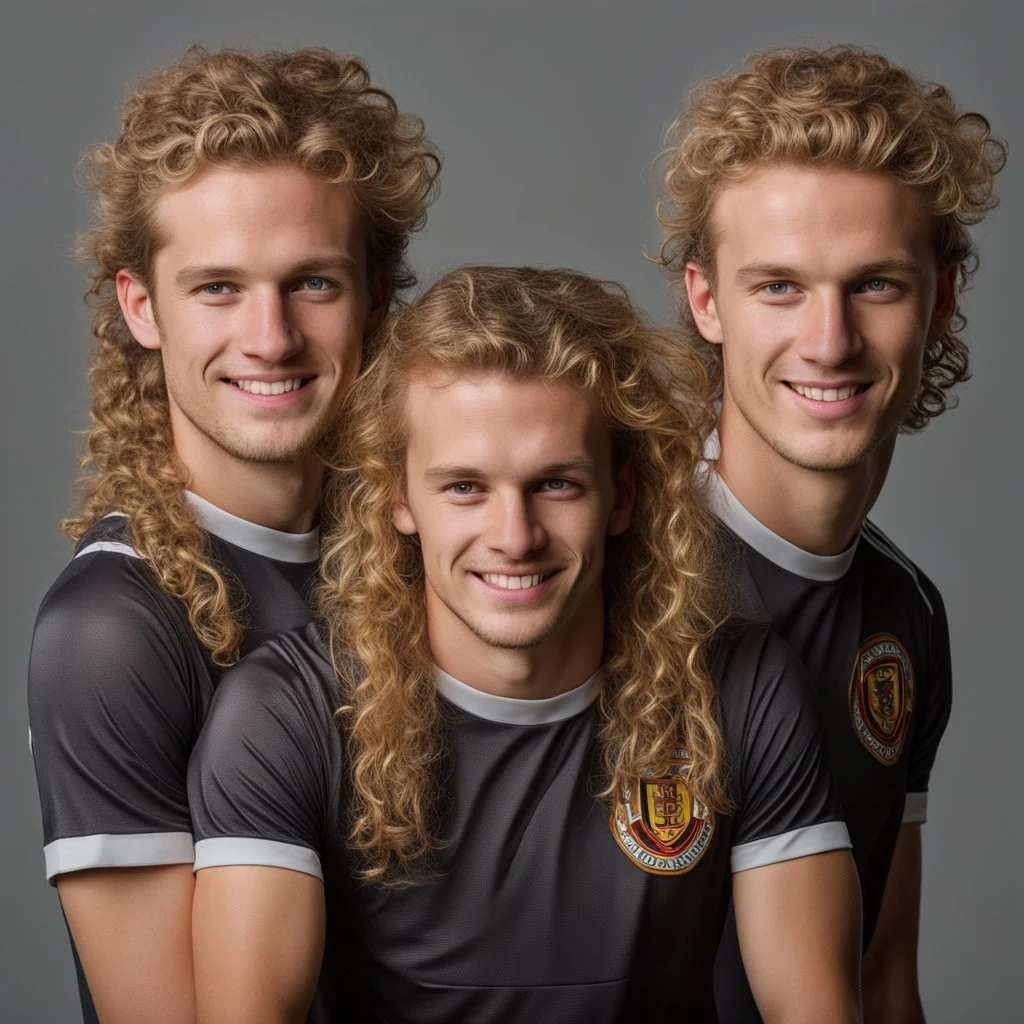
[849,633,914,765]
[611,747,714,875]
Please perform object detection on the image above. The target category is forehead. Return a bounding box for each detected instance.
[711,165,933,272]
[403,371,609,471]
[151,162,367,270]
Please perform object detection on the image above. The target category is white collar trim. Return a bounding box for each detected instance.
[185,492,319,564]
[433,666,600,725]
[706,471,858,582]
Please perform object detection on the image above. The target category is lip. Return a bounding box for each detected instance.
[220,376,316,408]
[783,381,873,421]
[471,569,561,604]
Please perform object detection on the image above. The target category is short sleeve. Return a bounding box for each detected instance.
[903,581,953,825]
[188,636,331,881]
[28,553,204,883]
[723,629,852,872]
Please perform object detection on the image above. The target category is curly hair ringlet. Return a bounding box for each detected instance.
[64,45,441,666]
[317,265,731,885]
[656,45,1006,432]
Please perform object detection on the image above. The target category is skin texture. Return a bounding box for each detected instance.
[118,162,384,532]
[60,162,379,1024]
[862,825,926,1024]
[192,372,861,1021]
[192,866,325,1024]
[58,865,196,1024]
[393,372,635,699]
[735,850,863,1024]
[686,165,954,555]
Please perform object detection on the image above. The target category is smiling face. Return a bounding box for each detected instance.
[392,372,634,672]
[686,165,953,474]
[118,162,379,472]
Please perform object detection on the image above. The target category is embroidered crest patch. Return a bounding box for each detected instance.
[849,633,914,765]
[611,747,714,875]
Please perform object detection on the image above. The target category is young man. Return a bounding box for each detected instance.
[27,46,438,1023]
[188,266,861,1024]
[656,46,1006,1023]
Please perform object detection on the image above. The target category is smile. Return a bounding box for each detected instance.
[227,377,310,395]
[787,382,870,402]
[477,571,557,590]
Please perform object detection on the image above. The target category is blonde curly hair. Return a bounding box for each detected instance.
[64,46,441,665]
[317,265,730,883]
[657,45,1006,431]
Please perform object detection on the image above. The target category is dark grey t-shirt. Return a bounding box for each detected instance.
[28,494,318,1021]
[707,472,953,1024]
[189,620,851,1024]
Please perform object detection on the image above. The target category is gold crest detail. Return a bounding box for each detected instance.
[849,633,914,765]
[611,748,714,875]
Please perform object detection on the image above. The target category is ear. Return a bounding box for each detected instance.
[365,267,392,338]
[606,458,636,536]
[116,269,162,350]
[392,489,418,536]
[927,264,958,347]
[684,262,723,345]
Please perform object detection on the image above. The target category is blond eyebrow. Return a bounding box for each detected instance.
[174,252,360,289]
[735,256,924,283]
[424,457,600,484]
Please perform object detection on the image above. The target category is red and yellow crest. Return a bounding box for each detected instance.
[611,748,714,875]
[849,633,914,765]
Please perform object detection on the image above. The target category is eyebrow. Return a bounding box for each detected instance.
[734,256,924,284]
[174,252,360,289]
[424,457,600,483]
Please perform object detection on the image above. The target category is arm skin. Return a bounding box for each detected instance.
[734,849,863,1024]
[192,866,325,1024]
[862,824,926,1024]
[58,864,197,1024]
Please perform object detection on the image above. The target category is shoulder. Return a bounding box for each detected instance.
[28,518,205,737]
[859,519,946,621]
[200,623,336,751]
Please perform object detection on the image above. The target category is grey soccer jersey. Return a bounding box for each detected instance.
[28,494,318,1020]
[707,472,953,1024]
[189,620,851,1024]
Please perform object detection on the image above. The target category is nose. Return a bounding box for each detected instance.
[485,491,547,561]
[237,288,304,364]
[796,289,863,367]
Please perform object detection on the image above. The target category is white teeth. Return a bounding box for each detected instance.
[231,378,305,395]
[792,383,863,402]
[481,572,548,590]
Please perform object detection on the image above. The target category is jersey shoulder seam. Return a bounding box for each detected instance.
[860,520,935,615]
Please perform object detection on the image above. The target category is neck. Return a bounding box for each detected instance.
[174,434,323,534]
[716,407,895,556]
[427,585,604,700]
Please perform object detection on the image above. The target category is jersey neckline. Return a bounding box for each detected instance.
[705,469,858,582]
[185,491,319,564]
[434,666,601,725]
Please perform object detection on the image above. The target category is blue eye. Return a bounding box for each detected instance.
[538,479,575,493]
[862,279,889,292]
[764,282,793,296]
[203,283,229,295]
[304,277,329,290]
[449,482,477,496]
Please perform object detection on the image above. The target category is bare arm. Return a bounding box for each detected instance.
[58,865,196,1024]
[862,824,925,1024]
[192,866,325,1024]
[734,849,863,1024]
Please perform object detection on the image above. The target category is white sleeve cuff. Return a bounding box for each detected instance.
[193,837,323,881]
[44,832,194,884]
[731,820,851,873]
[903,792,928,825]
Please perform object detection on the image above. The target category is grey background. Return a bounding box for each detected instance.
[2,0,1020,1020]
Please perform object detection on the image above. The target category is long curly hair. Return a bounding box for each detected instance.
[64,46,441,665]
[656,45,1007,432]
[318,265,730,883]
